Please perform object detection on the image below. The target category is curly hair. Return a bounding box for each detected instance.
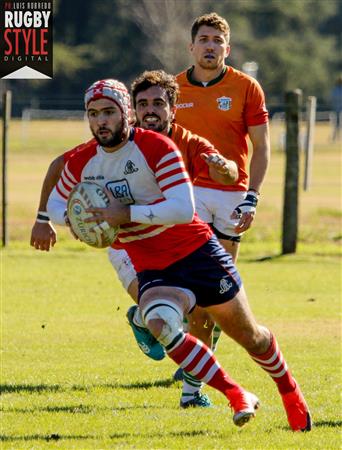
[131,70,179,108]
[191,12,230,43]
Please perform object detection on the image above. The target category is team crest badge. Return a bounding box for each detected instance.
[217,96,232,111]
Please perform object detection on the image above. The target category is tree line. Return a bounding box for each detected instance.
[4,0,341,115]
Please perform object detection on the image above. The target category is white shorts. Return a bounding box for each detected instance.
[194,186,246,238]
[107,247,136,291]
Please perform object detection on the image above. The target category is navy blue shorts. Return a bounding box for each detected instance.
[137,236,242,307]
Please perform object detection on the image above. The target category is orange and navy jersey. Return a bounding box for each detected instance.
[176,66,268,191]
[51,128,212,272]
[170,123,218,182]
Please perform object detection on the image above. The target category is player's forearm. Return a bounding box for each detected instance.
[248,123,270,193]
[37,156,65,212]
[248,145,270,192]
[130,184,195,225]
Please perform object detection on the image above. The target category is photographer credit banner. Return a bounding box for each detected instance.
[0,0,53,79]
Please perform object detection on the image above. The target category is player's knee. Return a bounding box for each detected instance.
[140,299,184,347]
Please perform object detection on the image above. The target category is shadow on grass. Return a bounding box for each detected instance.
[3,403,166,414]
[313,420,342,428]
[0,434,97,442]
[109,430,214,439]
[111,379,175,389]
[245,250,341,263]
[0,383,62,394]
[170,430,214,437]
[278,419,342,432]
[246,253,284,263]
[1,430,213,443]
[0,378,174,396]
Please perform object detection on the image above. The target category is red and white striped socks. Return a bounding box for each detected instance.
[249,332,296,394]
[168,332,241,398]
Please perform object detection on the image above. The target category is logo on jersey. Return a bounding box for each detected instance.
[217,96,232,111]
[124,160,139,175]
[219,278,233,294]
[84,175,104,180]
[106,179,134,205]
[176,102,194,109]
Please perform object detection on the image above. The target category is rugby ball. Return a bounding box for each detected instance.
[67,182,118,248]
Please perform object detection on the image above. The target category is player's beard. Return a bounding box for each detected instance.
[92,122,125,147]
[198,58,219,71]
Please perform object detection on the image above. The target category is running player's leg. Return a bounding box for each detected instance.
[108,247,166,360]
[179,306,215,407]
[139,285,259,427]
[205,287,311,432]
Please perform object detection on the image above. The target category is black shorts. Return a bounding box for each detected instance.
[137,236,242,307]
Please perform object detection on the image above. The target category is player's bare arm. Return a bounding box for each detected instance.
[30,154,64,251]
[200,153,238,185]
[232,123,270,233]
[247,122,270,194]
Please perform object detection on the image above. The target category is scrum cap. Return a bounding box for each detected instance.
[84,79,132,124]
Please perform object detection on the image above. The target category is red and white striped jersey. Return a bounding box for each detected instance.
[48,127,212,271]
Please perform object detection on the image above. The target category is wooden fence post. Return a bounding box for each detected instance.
[2,90,12,247]
[303,96,317,191]
[282,89,302,254]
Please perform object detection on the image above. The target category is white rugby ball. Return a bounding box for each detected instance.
[67,182,118,248]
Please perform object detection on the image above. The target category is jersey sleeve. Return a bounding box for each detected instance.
[186,133,219,181]
[63,148,77,163]
[244,79,269,127]
[47,157,81,225]
[130,130,195,225]
[63,138,97,163]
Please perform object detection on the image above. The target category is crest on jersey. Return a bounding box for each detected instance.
[217,96,232,111]
[124,160,139,175]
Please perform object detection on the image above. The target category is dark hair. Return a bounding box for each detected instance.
[131,70,179,108]
[191,12,230,43]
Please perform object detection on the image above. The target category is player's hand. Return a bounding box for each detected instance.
[64,211,79,240]
[231,190,259,233]
[30,221,57,251]
[200,153,231,174]
[85,189,130,227]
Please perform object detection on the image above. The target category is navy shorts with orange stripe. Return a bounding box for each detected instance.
[137,236,242,307]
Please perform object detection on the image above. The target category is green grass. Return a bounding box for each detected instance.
[1,242,341,449]
[1,121,342,448]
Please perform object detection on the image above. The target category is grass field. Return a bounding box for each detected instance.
[1,120,342,449]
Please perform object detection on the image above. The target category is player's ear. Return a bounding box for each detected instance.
[189,42,194,53]
[225,45,231,58]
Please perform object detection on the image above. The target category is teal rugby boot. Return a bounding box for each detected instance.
[126,305,166,361]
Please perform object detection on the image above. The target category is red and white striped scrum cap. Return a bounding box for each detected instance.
[84,79,132,120]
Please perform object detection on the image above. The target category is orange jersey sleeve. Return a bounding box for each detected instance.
[170,123,218,182]
[176,66,268,191]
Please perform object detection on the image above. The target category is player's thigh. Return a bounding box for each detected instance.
[219,238,240,263]
[193,186,214,223]
[204,286,259,347]
[211,190,246,238]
